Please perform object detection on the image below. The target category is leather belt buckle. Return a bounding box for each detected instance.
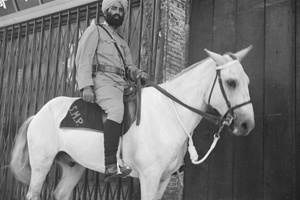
[120,69,125,78]
[93,64,101,73]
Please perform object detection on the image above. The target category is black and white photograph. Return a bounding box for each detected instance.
[0,0,299,199]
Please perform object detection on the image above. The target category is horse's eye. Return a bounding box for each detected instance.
[227,79,237,88]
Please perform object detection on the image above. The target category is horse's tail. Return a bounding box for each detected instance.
[10,116,35,185]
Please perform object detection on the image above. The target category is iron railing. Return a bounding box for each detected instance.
[0,0,151,199]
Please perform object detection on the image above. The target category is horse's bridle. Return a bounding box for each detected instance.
[207,55,252,126]
[140,56,252,165]
[143,56,252,127]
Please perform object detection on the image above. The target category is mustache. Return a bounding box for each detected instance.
[112,14,121,18]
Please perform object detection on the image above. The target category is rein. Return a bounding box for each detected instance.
[144,79,222,125]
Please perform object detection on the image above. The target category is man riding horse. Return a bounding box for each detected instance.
[75,0,148,180]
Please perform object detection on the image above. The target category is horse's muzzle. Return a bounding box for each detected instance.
[231,114,255,136]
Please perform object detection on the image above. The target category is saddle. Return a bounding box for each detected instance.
[60,79,142,133]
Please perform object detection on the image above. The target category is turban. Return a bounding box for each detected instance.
[101,0,128,13]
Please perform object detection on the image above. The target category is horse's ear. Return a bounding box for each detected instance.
[204,49,227,65]
[234,45,253,61]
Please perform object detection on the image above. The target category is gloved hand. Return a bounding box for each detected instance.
[136,70,148,79]
[82,86,95,103]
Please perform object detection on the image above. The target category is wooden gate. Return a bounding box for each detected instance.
[0,0,157,199]
[184,0,299,199]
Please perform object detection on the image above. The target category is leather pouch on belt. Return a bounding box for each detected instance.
[124,82,136,98]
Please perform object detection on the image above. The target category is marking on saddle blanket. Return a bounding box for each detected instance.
[60,99,104,132]
[69,105,84,126]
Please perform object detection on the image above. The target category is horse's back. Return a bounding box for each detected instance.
[45,96,79,114]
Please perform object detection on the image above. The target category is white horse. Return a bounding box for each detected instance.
[10,46,255,200]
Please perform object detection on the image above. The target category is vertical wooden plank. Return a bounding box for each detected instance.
[295,0,300,199]
[207,0,236,199]
[233,0,265,199]
[184,121,217,200]
[184,0,214,199]
[264,0,295,199]
[187,0,213,65]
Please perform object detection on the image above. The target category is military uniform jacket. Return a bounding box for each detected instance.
[75,23,138,91]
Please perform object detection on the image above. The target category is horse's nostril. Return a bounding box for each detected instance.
[241,122,248,131]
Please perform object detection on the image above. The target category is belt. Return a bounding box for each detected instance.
[93,64,125,77]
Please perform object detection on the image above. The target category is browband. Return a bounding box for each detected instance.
[216,60,240,70]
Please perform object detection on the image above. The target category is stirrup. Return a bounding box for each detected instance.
[105,164,132,181]
[118,165,132,177]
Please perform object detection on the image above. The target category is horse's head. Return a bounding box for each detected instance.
[205,46,255,136]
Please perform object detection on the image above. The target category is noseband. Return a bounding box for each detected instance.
[208,56,252,125]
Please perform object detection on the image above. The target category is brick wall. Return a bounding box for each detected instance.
[161,0,190,82]
[160,0,190,199]
[162,172,184,200]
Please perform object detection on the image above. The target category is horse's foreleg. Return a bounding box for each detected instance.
[52,162,85,200]
[139,172,162,200]
[156,176,171,200]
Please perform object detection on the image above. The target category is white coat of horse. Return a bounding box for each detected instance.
[11,46,255,200]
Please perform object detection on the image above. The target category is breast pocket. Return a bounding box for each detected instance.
[99,39,115,56]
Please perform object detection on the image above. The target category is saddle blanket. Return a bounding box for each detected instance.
[60,99,104,132]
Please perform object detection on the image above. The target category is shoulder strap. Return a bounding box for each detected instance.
[97,24,127,68]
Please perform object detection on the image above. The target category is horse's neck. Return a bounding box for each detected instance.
[163,59,216,133]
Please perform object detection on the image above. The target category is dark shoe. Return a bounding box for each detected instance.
[104,164,132,181]
[120,165,132,177]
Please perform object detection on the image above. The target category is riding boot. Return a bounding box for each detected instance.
[104,119,132,181]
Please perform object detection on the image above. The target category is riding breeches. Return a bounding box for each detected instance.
[94,84,124,123]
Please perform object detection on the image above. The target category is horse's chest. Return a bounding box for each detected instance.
[165,142,187,173]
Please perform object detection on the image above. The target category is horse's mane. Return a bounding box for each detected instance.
[169,52,238,81]
[169,57,211,80]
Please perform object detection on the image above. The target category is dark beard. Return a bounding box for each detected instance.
[104,12,124,28]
